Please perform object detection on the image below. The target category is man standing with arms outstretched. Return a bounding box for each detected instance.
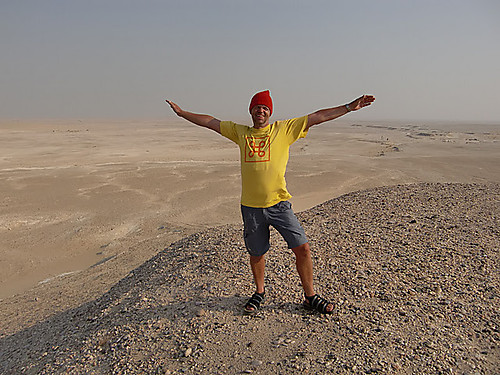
[166,91,375,314]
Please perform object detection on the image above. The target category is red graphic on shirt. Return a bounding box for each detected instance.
[245,136,270,162]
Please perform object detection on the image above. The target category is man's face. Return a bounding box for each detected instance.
[250,105,271,128]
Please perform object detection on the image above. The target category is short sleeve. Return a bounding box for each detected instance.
[283,116,309,144]
[220,121,239,144]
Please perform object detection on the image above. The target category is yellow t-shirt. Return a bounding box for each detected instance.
[220,116,309,208]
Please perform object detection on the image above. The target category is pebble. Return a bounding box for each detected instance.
[250,359,263,367]
[196,309,206,317]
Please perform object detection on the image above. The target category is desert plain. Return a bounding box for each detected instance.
[0,117,499,373]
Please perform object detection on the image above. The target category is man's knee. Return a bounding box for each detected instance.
[250,254,265,264]
[292,242,310,257]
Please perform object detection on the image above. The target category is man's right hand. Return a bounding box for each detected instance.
[166,100,183,117]
[165,99,221,134]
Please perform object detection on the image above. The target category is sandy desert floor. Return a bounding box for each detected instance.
[1,118,498,301]
[0,118,499,373]
[0,119,497,312]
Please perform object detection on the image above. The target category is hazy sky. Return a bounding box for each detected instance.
[1,0,499,122]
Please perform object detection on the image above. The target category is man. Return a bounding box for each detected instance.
[166,91,375,314]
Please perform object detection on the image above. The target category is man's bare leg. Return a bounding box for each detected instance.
[291,243,314,296]
[249,255,265,294]
[292,242,333,313]
[244,255,266,313]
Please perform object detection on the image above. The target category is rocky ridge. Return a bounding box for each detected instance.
[0,183,498,374]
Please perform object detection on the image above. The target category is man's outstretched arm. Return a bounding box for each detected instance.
[166,100,221,134]
[306,95,375,129]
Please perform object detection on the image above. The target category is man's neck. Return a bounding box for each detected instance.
[252,122,270,129]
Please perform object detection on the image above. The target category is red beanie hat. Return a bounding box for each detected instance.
[249,90,273,115]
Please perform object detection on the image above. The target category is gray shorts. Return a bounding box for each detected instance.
[241,201,308,257]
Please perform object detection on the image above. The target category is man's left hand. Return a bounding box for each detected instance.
[349,95,375,111]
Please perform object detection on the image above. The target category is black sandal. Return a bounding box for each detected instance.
[244,292,265,315]
[303,294,333,314]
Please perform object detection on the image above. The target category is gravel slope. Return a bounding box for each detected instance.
[1,183,498,374]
